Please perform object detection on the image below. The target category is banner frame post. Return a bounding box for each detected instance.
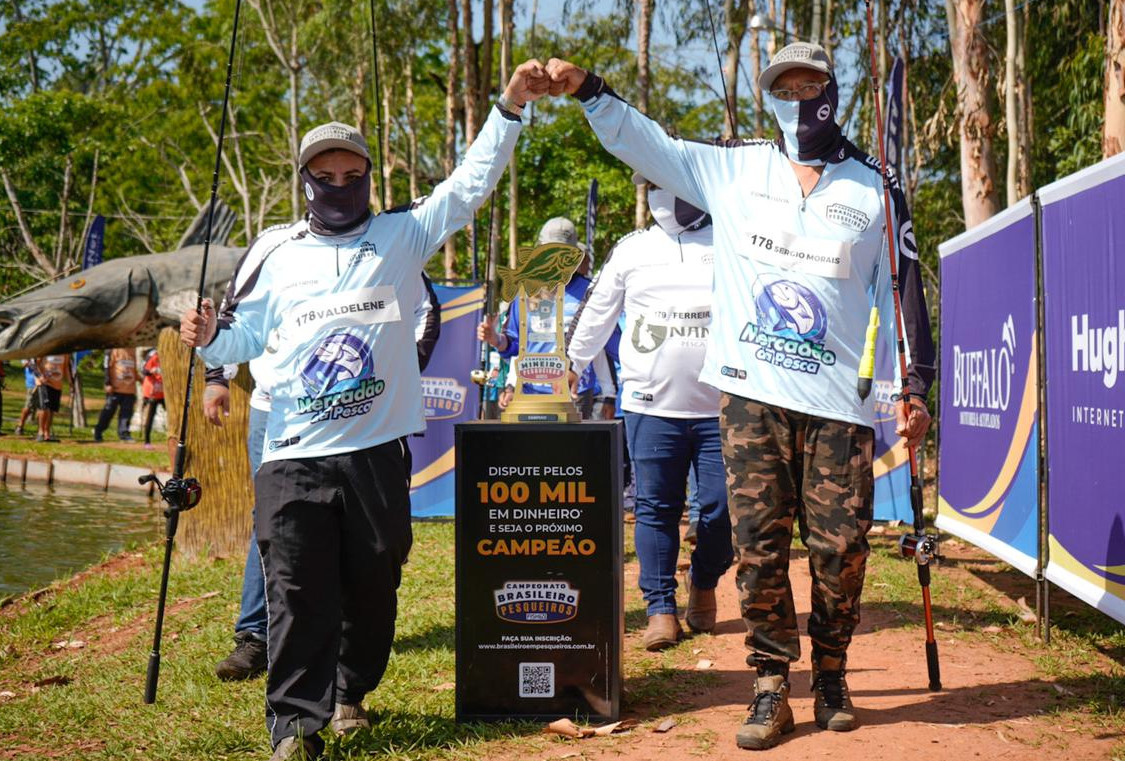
[1031,191,1050,644]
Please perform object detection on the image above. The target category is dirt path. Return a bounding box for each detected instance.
[500,534,1119,761]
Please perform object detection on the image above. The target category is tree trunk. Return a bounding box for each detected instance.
[635,0,654,229]
[723,0,749,139]
[1107,0,1125,157]
[54,154,73,276]
[1017,0,1032,193]
[1004,0,1032,204]
[501,0,518,268]
[0,167,54,278]
[752,28,764,136]
[810,0,822,45]
[380,56,394,209]
[444,0,460,279]
[461,0,479,144]
[479,0,494,126]
[824,0,836,58]
[406,55,419,201]
[947,0,1001,229]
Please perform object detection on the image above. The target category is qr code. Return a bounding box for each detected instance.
[519,662,555,698]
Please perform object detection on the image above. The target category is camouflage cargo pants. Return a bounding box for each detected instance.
[720,393,874,673]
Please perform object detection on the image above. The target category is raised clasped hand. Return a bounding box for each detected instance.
[505,59,551,105]
[545,58,587,96]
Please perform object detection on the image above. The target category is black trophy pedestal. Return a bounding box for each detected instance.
[455,421,624,722]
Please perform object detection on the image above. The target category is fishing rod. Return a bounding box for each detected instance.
[472,192,500,417]
[861,0,941,692]
[141,0,242,705]
[702,0,737,139]
[369,0,387,206]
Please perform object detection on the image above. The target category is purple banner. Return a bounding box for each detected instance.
[410,284,484,517]
[1040,154,1125,624]
[936,199,1040,576]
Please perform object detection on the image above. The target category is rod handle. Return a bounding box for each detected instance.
[926,640,942,691]
[144,651,160,704]
[857,307,879,400]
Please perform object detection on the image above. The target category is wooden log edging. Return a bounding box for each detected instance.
[0,455,168,496]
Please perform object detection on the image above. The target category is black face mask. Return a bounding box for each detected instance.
[771,77,843,164]
[300,165,372,234]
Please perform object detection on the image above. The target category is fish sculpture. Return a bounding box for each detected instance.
[496,243,586,304]
[0,246,243,361]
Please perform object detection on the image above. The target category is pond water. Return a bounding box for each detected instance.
[0,481,161,598]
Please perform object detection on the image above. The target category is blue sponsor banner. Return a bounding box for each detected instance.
[82,215,105,270]
[872,346,912,523]
[1040,153,1125,624]
[936,199,1040,577]
[410,283,484,517]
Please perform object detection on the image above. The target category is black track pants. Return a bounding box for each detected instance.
[254,439,413,751]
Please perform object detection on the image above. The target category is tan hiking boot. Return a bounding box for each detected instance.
[684,572,717,633]
[811,669,857,731]
[330,702,370,736]
[642,613,682,651]
[269,736,318,761]
[735,674,795,750]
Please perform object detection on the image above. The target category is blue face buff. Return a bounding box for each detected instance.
[770,76,843,165]
[300,165,372,234]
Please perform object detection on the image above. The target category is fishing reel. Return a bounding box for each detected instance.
[139,473,202,515]
[899,532,940,566]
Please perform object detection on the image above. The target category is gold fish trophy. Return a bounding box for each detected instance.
[496,242,587,423]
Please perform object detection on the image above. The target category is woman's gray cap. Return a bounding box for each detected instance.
[758,41,834,92]
[298,122,370,168]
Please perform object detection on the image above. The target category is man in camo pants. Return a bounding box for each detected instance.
[545,40,935,749]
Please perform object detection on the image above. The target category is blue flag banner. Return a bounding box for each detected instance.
[883,57,905,175]
[409,283,485,517]
[82,215,105,270]
[586,178,598,256]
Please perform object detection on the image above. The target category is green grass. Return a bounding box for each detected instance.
[1,357,168,470]
[1,520,1123,760]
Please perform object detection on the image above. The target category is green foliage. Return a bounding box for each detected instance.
[0,0,1118,300]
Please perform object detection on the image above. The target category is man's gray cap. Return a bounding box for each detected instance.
[537,216,592,265]
[537,217,581,248]
[298,121,370,168]
[758,41,834,92]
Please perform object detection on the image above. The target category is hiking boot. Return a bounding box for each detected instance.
[269,736,318,761]
[214,631,267,681]
[685,520,698,545]
[812,669,857,731]
[735,674,795,750]
[642,613,682,651]
[330,702,370,736]
[684,572,716,634]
